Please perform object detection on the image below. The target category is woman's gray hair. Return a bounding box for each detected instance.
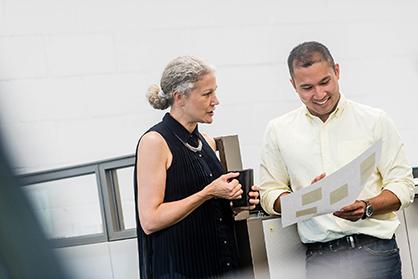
[147,56,215,110]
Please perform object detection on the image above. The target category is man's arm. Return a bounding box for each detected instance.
[272,192,291,213]
[335,111,415,221]
[375,112,415,210]
[334,190,400,221]
[259,122,292,215]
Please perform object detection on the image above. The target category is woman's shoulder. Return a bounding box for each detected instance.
[140,131,166,147]
[139,120,170,145]
[201,132,216,151]
[138,131,172,168]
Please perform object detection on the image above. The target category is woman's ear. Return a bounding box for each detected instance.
[173,91,185,107]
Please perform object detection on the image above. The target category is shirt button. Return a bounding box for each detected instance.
[198,154,202,158]
[219,218,223,222]
[226,262,230,267]
[223,240,228,244]
[209,173,213,177]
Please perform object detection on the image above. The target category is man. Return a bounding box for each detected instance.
[259,41,415,279]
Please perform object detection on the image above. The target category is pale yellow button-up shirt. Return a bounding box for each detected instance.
[259,95,415,243]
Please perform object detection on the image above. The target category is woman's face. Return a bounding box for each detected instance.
[182,73,219,124]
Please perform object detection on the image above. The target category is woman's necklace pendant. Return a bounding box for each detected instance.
[184,140,202,153]
[174,134,203,152]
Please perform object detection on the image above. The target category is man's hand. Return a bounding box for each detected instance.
[334,190,401,221]
[333,200,366,222]
[273,173,326,213]
[311,173,326,184]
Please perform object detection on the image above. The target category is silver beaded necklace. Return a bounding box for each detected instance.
[173,133,203,153]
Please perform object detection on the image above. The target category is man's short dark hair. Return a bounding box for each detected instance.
[287,41,336,77]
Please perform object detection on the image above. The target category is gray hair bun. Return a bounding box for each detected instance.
[146,84,170,110]
[146,56,214,110]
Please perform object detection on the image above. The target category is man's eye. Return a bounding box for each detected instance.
[320,80,330,85]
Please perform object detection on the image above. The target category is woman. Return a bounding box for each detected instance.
[134,56,259,278]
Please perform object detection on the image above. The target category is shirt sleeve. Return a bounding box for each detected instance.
[375,111,415,210]
[259,121,291,215]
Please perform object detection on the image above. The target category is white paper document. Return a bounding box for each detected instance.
[280,140,382,228]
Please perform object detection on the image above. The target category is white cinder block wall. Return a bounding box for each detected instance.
[1,0,418,278]
[1,0,418,174]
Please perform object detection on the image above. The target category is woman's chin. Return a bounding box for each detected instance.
[202,117,213,124]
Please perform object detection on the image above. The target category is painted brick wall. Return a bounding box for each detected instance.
[1,1,418,278]
[1,0,417,177]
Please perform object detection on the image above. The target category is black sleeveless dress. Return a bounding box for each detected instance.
[134,113,239,278]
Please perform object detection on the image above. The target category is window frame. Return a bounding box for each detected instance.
[98,156,136,241]
[18,155,137,248]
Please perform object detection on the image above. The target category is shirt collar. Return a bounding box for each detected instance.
[304,93,346,121]
[162,113,200,143]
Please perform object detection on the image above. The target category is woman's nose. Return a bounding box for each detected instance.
[212,94,220,106]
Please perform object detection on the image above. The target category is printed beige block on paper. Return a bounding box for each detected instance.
[301,188,322,205]
[296,207,317,217]
[361,153,375,184]
[330,184,348,204]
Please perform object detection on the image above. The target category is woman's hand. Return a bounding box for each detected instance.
[233,185,260,212]
[248,185,260,209]
[206,172,243,200]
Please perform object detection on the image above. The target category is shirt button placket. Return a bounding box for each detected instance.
[320,125,327,171]
[322,126,332,171]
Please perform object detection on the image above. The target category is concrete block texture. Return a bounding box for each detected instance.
[0,0,417,171]
[1,2,418,279]
[0,36,47,80]
[46,34,116,76]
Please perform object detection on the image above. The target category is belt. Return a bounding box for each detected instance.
[305,234,393,253]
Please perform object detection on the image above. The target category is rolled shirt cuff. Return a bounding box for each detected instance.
[262,189,291,215]
[384,182,415,210]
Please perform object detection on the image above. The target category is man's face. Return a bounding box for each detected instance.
[291,60,341,122]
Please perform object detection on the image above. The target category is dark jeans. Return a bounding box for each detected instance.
[305,236,401,279]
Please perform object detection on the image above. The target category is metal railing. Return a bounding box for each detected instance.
[18,154,136,248]
[17,153,418,249]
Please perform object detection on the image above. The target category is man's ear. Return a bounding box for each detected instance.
[290,78,296,90]
[334,63,340,79]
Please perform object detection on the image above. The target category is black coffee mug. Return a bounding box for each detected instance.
[231,168,254,207]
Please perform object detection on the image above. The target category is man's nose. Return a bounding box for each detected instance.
[313,86,327,100]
